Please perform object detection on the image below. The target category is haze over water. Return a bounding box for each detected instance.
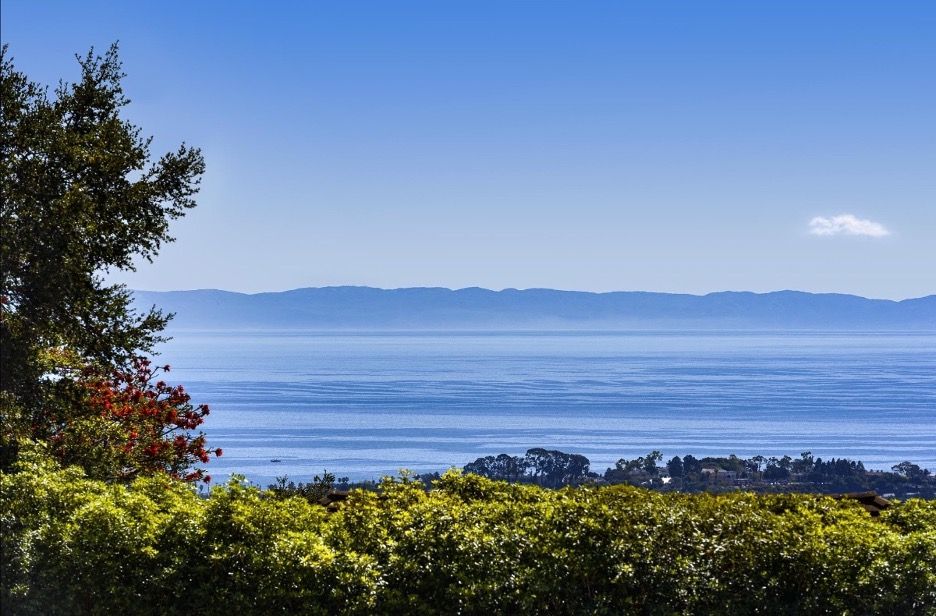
[158,330,936,486]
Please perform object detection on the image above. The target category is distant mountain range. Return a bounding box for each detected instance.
[130,287,936,331]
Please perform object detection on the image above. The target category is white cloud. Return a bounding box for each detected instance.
[808,214,890,238]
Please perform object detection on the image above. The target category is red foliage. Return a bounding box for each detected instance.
[51,357,220,483]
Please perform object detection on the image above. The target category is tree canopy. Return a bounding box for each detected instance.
[0,43,210,479]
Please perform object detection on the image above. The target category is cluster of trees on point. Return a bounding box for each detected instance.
[463,448,593,487]
[614,450,933,495]
[464,448,935,498]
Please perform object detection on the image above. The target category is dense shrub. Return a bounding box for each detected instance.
[3,453,935,615]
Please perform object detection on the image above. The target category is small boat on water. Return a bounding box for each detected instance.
[270,459,282,463]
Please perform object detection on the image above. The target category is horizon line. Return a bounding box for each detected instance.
[130,285,936,303]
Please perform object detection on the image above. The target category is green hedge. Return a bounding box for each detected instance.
[3,453,935,615]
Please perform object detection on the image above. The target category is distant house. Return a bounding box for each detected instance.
[318,490,350,513]
[832,492,892,517]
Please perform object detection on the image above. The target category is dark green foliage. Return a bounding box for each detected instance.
[464,448,594,487]
[893,461,931,482]
[3,452,935,615]
[665,455,683,477]
[471,449,934,498]
[763,463,790,480]
[605,450,665,484]
[682,454,702,475]
[0,44,204,470]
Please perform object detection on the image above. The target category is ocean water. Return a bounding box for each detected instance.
[156,331,936,486]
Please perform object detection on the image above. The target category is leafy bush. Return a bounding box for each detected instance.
[3,455,934,615]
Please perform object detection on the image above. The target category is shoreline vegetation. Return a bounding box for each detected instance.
[463,448,936,498]
[267,448,936,502]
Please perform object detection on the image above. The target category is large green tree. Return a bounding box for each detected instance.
[0,43,205,470]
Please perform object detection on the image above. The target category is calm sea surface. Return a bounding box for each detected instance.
[156,331,936,485]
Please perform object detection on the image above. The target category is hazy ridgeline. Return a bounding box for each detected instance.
[134,287,936,331]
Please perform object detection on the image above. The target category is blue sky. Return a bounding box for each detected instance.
[3,1,934,299]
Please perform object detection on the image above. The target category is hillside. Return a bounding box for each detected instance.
[131,287,936,330]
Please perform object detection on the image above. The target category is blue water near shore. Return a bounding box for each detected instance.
[156,331,936,486]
